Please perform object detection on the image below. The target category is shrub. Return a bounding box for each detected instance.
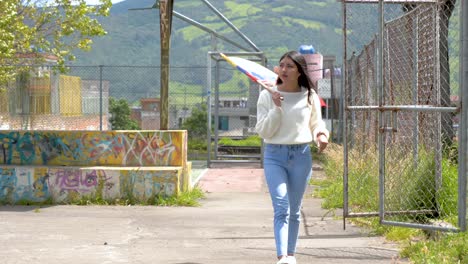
[218,135,262,147]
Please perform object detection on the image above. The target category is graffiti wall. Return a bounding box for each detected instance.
[0,166,180,204]
[0,130,187,166]
[0,130,190,204]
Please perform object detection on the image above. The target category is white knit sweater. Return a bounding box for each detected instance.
[255,86,329,145]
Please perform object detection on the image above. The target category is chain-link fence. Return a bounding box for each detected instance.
[0,63,263,162]
[343,0,465,231]
[205,52,343,165]
[0,52,342,165]
[206,53,264,165]
[0,65,236,131]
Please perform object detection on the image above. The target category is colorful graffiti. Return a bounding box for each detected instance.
[48,168,119,203]
[0,167,50,203]
[0,130,188,204]
[0,168,16,202]
[0,166,180,204]
[0,131,186,166]
[120,169,178,201]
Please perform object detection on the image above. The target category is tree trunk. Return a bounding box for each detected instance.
[159,0,174,130]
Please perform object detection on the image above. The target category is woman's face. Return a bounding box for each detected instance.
[278,56,301,84]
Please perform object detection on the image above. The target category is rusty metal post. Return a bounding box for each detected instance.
[159,0,174,130]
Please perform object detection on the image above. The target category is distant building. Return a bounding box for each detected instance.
[0,52,110,130]
[131,98,161,130]
[81,80,109,115]
[213,97,249,138]
[316,55,342,141]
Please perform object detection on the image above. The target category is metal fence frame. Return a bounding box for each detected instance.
[343,0,466,232]
[206,51,267,167]
[459,0,468,232]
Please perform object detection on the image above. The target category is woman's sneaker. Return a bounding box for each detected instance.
[276,256,289,264]
[287,256,296,264]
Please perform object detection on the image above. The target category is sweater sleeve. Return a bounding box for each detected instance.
[255,90,282,139]
[309,91,329,144]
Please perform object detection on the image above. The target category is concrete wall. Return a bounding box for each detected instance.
[0,130,187,166]
[0,166,181,204]
[0,130,190,204]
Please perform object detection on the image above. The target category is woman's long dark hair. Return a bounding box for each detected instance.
[276,50,317,104]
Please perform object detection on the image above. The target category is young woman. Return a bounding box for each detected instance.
[255,50,329,264]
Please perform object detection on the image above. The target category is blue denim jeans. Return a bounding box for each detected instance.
[263,143,312,257]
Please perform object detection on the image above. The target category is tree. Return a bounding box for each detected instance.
[0,0,112,84]
[181,104,208,140]
[109,97,140,130]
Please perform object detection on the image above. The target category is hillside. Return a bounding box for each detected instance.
[71,0,460,102]
[73,0,344,67]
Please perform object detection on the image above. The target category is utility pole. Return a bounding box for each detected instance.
[158,0,174,129]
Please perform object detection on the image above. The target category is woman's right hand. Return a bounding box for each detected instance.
[257,80,283,106]
[272,91,283,107]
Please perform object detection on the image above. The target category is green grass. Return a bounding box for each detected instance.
[11,197,54,206]
[187,136,261,160]
[2,187,206,207]
[315,142,466,263]
[73,186,206,207]
[280,17,325,30]
[224,1,262,17]
[177,26,208,43]
[272,5,295,12]
[218,135,262,147]
[219,71,250,94]
[169,81,204,97]
[176,0,200,8]
[167,70,249,107]
[308,1,328,7]
[188,138,209,151]
[400,232,468,263]
[148,186,206,207]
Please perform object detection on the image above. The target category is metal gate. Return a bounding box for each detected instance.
[206,52,267,167]
[343,0,466,232]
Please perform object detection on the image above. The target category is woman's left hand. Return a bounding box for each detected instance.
[317,134,328,153]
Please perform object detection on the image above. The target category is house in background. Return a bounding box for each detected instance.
[0,52,110,130]
[131,98,161,130]
[214,96,249,138]
[81,80,110,116]
[308,54,342,140]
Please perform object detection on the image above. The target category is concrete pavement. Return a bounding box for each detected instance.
[0,162,407,264]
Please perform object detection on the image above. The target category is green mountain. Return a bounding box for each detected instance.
[71,0,460,101]
[74,0,344,67]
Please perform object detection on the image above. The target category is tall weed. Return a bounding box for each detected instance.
[317,142,464,263]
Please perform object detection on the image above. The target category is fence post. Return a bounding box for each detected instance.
[459,0,468,232]
[342,0,349,230]
[412,14,419,169]
[377,0,385,225]
[99,65,103,131]
[207,52,212,167]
